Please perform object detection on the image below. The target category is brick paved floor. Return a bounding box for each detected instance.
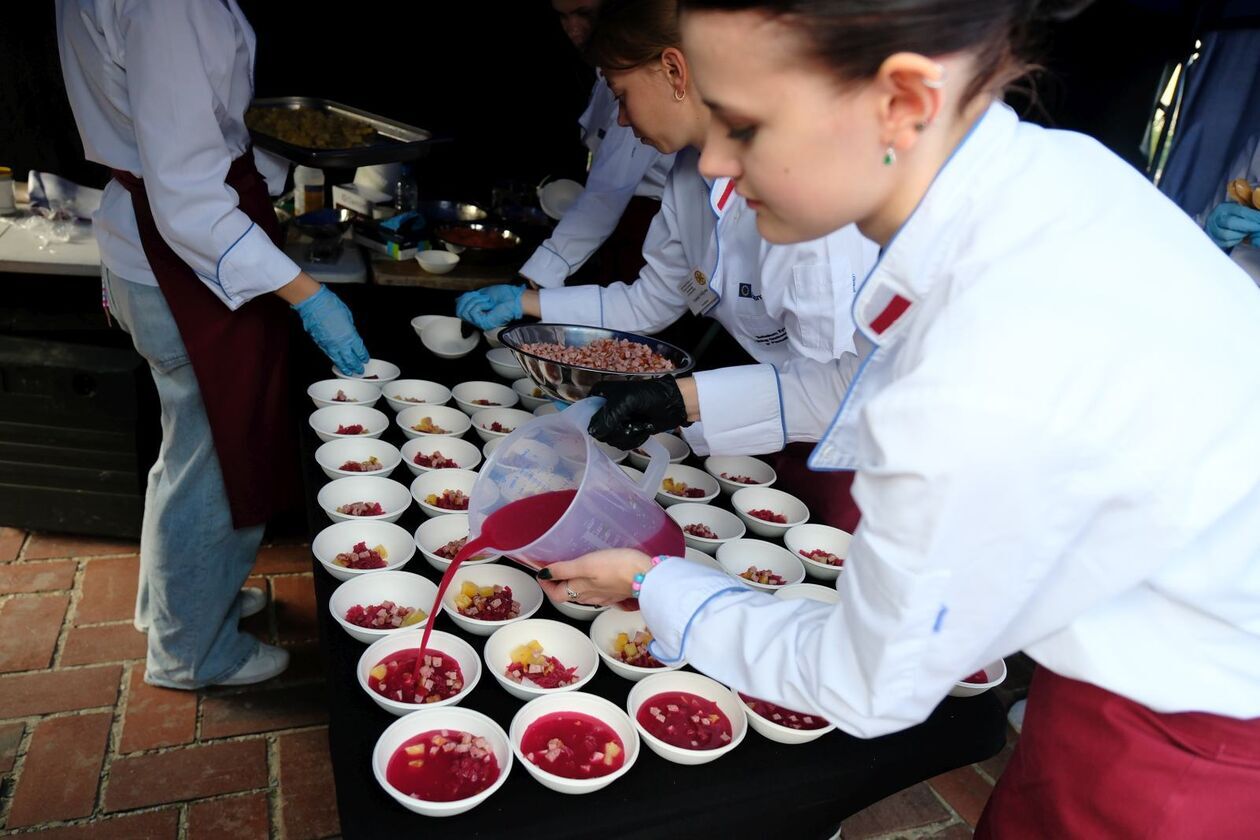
[0,527,1017,838]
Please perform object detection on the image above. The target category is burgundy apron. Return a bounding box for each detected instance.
[111,151,298,529]
[570,195,660,286]
[769,443,862,534]
[975,667,1260,838]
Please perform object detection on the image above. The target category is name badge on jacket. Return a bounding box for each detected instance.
[680,268,719,315]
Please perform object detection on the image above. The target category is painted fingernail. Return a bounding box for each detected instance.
[537,568,552,580]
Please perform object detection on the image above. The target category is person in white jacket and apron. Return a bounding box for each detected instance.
[459,0,877,458]
[537,1,1260,836]
[521,0,676,289]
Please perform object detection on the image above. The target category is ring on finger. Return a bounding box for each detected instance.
[565,584,580,601]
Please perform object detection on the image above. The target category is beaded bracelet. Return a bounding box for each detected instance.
[630,555,667,598]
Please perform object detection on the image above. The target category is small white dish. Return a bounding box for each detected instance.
[470,407,534,444]
[533,402,561,417]
[452,381,519,416]
[538,178,583,221]
[618,464,644,484]
[949,659,1008,698]
[627,433,689,469]
[484,618,599,701]
[784,523,851,582]
[421,316,480,360]
[311,519,415,582]
[329,570,439,644]
[486,326,506,348]
[510,692,640,795]
[654,464,720,508]
[416,249,460,274]
[442,563,545,637]
[550,598,610,622]
[410,469,478,519]
[665,503,746,555]
[307,378,382,409]
[315,437,401,480]
[316,476,412,524]
[410,314,445,338]
[486,347,526,380]
[383,379,452,414]
[731,487,810,539]
[482,437,504,460]
[332,358,401,384]
[372,707,511,818]
[735,690,836,745]
[396,404,472,441]
[400,437,482,477]
[590,608,686,682]
[414,514,502,572]
[626,671,746,765]
[358,630,479,717]
[682,547,724,572]
[308,405,389,443]
[596,441,628,465]
[717,539,807,592]
[775,582,841,605]
[512,378,550,411]
[703,455,777,496]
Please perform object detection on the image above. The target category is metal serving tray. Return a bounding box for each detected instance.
[246,96,442,169]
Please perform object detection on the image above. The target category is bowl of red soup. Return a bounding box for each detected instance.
[357,629,480,717]
[372,707,512,817]
[627,671,746,765]
[509,692,640,795]
[736,690,836,745]
[949,659,1008,698]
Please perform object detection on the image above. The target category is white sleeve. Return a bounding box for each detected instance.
[641,386,1089,738]
[121,2,299,310]
[519,121,666,288]
[538,170,691,334]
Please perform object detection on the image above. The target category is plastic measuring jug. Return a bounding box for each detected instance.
[466,398,683,570]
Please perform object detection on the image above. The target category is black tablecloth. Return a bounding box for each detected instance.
[297,283,1008,840]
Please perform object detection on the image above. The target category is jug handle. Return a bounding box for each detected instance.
[557,396,603,431]
[561,397,670,495]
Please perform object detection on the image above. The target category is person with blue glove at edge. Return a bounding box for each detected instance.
[57,0,369,690]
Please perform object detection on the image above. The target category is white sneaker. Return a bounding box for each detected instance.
[214,642,290,686]
[134,586,267,633]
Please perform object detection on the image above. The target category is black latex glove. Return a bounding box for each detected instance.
[587,379,688,451]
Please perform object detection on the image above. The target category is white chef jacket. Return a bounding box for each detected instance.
[640,103,1260,737]
[56,0,299,309]
[519,74,675,289]
[540,146,878,454]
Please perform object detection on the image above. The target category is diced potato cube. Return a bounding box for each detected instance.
[425,494,439,505]
[400,610,426,626]
[527,639,543,652]
[374,544,388,559]
[604,742,621,765]
[614,633,628,648]
[404,744,425,756]
[369,664,388,681]
[478,586,494,598]
[460,581,478,597]
[408,759,424,768]
[454,595,472,609]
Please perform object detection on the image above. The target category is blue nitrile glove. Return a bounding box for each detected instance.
[1206,202,1260,250]
[293,285,370,376]
[454,284,525,330]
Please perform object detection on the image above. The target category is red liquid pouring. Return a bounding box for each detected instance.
[415,489,684,667]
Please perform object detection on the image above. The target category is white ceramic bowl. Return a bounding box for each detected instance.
[665,503,746,554]
[619,464,644,483]
[400,437,482,478]
[484,618,599,701]
[329,570,439,644]
[311,519,415,582]
[486,326,506,348]
[482,437,504,460]
[627,433,690,469]
[590,608,686,682]
[717,539,807,592]
[596,441,628,465]
[315,437,401,480]
[470,408,534,444]
[533,402,560,417]
[703,455,777,496]
[512,378,550,411]
[307,378,382,409]
[654,464,720,508]
[396,404,472,441]
[383,379,452,414]
[372,707,511,818]
[509,692,640,795]
[416,249,460,274]
[731,487,810,539]
[316,476,412,524]
[332,358,401,384]
[682,547,724,572]
[626,671,747,765]
[776,582,841,605]
[452,381,520,416]
[735,690,836,745]
[358,630,480,717]
[414,513,502,572]
[410,314,445,338]
[442,563,545,637]
[549,597,610,622]
[949,659,1009,698]
[410,469,478,519]
[486,347,526,380]
[539,178,583,220]
[784,523,852,582]
[422,316,480,359]
[308,405,389,443]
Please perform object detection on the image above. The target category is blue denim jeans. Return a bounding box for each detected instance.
[103,268,261,688]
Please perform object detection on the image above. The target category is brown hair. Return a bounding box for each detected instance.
[586,0,682,72]
[676,0,1093,105]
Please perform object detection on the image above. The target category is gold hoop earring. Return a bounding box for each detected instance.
[673,89,686,102]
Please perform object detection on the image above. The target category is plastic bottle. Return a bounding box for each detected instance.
[293,165,324,216]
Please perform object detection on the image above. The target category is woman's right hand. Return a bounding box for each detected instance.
[292,285,370,376]
[454,284,525,329]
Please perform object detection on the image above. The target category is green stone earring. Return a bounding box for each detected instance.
[883,146,896,166]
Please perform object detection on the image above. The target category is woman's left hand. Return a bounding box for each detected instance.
[538,549,655,606]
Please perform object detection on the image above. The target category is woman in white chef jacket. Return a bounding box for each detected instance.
[459,0,877,456]
[521,0,676,289]
[538,0,1260,836]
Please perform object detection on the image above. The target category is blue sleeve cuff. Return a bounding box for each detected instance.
[639,556,747,662]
